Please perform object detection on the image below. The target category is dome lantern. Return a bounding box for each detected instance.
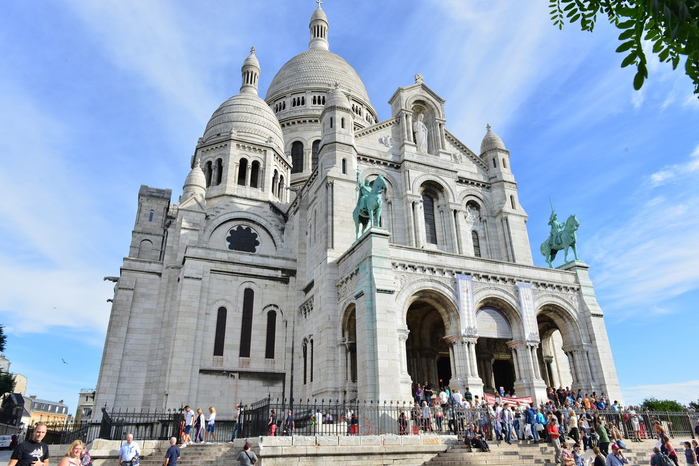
[309,1,329,51]
[240,46,260,95]
[480,123,507,154]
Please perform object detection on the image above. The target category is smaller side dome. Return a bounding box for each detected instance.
[480,124,507,154]
[324,85,350,110]
[182,159,207,201]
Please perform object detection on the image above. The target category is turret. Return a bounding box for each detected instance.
[308,4,329,51]
[320,85,354,149]
[240,47,260,95]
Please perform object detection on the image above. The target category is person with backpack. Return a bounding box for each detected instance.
[526,405,539,443]
[650,446,676,466]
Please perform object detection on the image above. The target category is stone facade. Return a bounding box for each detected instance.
[94,5,623,415]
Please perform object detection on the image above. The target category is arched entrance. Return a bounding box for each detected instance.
[537,306,577,390]
[406,300,452,391]
[341,305,358,400]
[475,306,516,395]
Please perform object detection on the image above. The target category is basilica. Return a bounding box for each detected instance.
[94,4,622,413]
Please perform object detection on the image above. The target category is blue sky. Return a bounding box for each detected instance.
[1,1,697,414]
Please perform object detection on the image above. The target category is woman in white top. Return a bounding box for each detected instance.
[205,406,217,443]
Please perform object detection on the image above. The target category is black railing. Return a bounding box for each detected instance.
[26,404,697,444]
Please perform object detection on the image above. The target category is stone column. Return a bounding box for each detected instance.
[453,208,464,255]
[511,341,548,404]
[448,336,483,398]
[405,113,414,143]
[416,200,426,248]
[246,162,252,186]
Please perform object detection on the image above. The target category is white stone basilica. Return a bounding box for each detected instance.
[94,5,623,413]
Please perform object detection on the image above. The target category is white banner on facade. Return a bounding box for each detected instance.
[456,274,476,335]
[517,282,539,341]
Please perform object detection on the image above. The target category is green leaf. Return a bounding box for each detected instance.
[659,47,670,62]
[617,19,636,29]
[633,70,645,89]
[618,29,635,40]
[616,40,635,53]
[570,13,581,22]
[621,52,637,67]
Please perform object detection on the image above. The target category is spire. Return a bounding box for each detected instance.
[240,46,261,95]
[309,2,329,51]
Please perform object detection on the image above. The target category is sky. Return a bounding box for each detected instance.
[0,0,698,415]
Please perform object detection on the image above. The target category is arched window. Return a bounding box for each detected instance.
[213,307,227,356]
[137,239,153,259]
[502,158,508,169]
[330,117,333,128]
[341,117,345,129]
[215,159,223,185]
[272,169,278,195]
[265,310,276,359]
[148,210,154,222]
[250,161,260,188]
[312,140,320,170]
[291,141,304,174]
[239,289,254,358]
[205,161,213,187]
[423,193,437,244]
[510,195,516,209]
[342,158,347,174]
[492,158,497,168]
[278,175,285,199]
[238,158,248,185]
[472,231,482,257]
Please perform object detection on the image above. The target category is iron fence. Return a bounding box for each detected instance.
[24,403,697,445]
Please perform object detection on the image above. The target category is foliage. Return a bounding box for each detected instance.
[549,0,699,95]
[0,372,15,395]
[640,397,686,411]
[0,325,6,353]
[689,399,699,410]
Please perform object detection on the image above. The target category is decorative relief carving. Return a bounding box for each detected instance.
[337,269,359,302]
[451,152,463,163]
[379,135,394,148]
[464,204,481,225]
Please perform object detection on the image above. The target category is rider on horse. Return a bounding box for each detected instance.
[356,169,371,215]
[548,210,564,249]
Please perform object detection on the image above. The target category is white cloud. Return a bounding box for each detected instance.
[647,144,699,187]
[622,379,699,407]
[631,87,645,109]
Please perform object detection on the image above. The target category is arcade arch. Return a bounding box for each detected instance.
[536,304,581,390]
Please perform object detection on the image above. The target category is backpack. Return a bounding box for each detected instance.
[655,453,674,466]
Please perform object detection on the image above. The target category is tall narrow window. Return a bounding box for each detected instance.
[341,117,345,129]
[272,169,278,195]
[278,175,284,199]
[492,158,497,168]
[303,340,308,385]
[238,159,248,186]
[423,194,437,244]
[215,159,223,185]
[342,158,347,174]
[214,307,227,356]
[330,117,333,128]
[311,140,320,170]
[472,231,481,257]
[291,141,304,174]
[148,210,154,222]
[250,161,260,188]
[310,339,314,382]
[205,161,213,187]
[265,310,276,359]
[510,195,516,209]
[239,289,254,357]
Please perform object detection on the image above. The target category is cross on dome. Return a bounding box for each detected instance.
[316,0,322,7]
[486,123,492,131]
[250,46,255,54]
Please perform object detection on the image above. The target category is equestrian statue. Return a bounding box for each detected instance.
[540,206,580,268]
[353,170,386,239]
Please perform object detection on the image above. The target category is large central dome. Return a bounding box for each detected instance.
[265,49,371,105]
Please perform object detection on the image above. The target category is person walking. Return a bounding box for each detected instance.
[117,434,140,466]
[547,417,562,464]
[195,408,205,443]
[236,442,258,466]
[228,404,242,444]
[684,441,698,466]
[8,423,49,466]
[163,437,180,466]
[205,406,217,443]
[57,440,84,466]
[182,406,194,446]
[284,410,295,436]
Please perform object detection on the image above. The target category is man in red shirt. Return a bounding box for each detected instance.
[547,417,562,464]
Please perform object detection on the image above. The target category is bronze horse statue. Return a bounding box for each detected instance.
[540,214,579,268]
[353,174,386,239]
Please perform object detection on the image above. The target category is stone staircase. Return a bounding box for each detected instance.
[138,443,238,466]
[422,439,657,466]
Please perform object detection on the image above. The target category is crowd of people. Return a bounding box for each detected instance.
[411,383,699,465]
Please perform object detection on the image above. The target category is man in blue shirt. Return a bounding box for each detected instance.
[118,434,140,466]
[163,437,180,466]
